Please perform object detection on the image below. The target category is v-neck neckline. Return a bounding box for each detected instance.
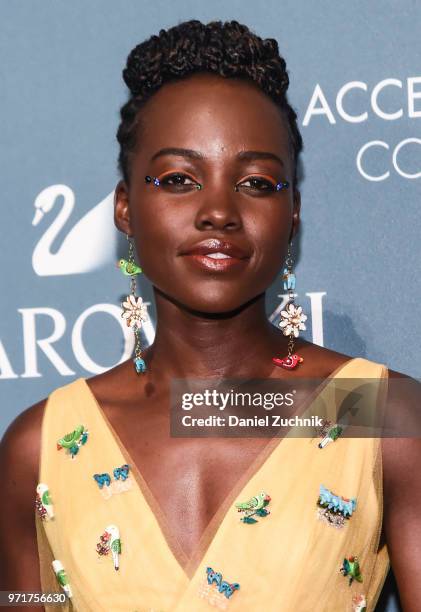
[79,357,356,579]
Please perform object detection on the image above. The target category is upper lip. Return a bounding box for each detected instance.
[179,238,251,259]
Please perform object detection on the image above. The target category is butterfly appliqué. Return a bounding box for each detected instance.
[197,567,240,609]
[93,464,132,500]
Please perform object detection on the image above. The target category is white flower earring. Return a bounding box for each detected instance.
[118,235,148,373]
[272,242,306,370]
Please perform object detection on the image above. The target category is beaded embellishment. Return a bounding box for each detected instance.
[316,485,356,529]
[145,175,161,187]
[93,473,111,488]
[114,464,130,480]
[275,181,289,190]
[117,258,142,276]
[93,464,132,500]
[96,525,121,570]
[340,556,363,585]
[235,491,271,523]
[318,424,343,449]
[52,560,72,599]
[282,267,296,290]
[352,593,367,611]
[57,425,88,458]
[198,567,240,609]
[35,483,54,520]
[145,175,203,190]
[315,419,332,437]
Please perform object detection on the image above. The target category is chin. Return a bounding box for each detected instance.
[174,289,261,317]
[153,275,267,316]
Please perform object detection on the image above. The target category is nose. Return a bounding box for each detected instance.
[194,185,243,232]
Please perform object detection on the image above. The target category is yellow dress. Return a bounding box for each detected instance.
[36,357,389,611]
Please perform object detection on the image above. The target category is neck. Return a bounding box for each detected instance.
[145,289,287,381]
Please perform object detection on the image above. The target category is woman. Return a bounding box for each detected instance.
[1,19,420,612]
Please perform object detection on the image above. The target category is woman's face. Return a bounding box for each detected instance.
[115,73,300,314]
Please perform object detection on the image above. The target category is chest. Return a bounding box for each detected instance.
[104,405,269,559]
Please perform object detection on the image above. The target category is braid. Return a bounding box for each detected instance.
[117,19,303,185]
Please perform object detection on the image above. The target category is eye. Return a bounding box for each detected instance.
[159,172,199,190]
[236,176,278,194]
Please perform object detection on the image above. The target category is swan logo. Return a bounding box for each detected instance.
[32,184,118,276]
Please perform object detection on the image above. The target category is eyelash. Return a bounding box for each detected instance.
[237,176,278,192]
[159,173,197,188]
[157,173,282,193]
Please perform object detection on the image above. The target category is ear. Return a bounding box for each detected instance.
[114,180,133,236]
[289,188,301,242]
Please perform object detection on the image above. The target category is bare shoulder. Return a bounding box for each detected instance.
[381,366,421,483]
[380,367,421,607]
[294,339,357,376]
[0,398,46,481]
[0,398,47,590]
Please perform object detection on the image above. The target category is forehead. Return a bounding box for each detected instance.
[137,73,292,165]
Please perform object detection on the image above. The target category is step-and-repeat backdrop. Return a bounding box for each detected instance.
[1,3,419,608]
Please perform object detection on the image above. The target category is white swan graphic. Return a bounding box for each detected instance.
[32,184,117,276]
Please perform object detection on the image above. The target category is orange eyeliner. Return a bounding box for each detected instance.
[238,173,277,185]
[144,173,203,190]
[157,170,197,182]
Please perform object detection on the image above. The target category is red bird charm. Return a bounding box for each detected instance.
[272,354,304,370]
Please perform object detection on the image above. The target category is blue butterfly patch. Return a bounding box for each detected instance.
[206,567,240,599]
[113,464,130,481]
[93,473,111,489]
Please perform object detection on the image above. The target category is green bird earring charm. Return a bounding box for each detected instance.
[117,258,142,276]
[118,235,148,374]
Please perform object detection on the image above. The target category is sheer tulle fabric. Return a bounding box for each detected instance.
[37,358,389,611]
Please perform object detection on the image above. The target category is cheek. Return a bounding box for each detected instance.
[130,201,189,274]
[246,206,292,274]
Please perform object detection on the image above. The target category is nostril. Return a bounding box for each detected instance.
[199,220,215,230]
[195,205,243,232]
[198,219,241,231]
[224,221,239,229]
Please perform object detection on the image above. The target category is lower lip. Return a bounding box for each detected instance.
[182,254,249,272]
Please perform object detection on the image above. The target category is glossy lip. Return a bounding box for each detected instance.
[178,238,251,273]
[179,238,251,258]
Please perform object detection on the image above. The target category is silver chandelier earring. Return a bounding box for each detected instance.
[272,242,307,370]
[117,235,148,374]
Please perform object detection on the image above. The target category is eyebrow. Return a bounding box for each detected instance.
[150,147,284,167]
[237,150,284,168]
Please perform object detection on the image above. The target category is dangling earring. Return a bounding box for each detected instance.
[272,242,306,370]
[118,235,148,374]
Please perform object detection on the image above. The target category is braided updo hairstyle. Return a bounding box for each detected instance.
[117,19,303,187]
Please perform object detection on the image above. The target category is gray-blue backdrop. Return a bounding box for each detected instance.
[1,2,420,609]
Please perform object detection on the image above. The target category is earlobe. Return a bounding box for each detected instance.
[114,180,133,236]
